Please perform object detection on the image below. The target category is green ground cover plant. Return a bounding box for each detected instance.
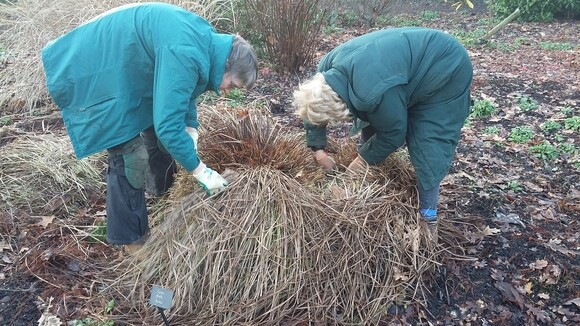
[530,141,559,161]
[540,41,576,51]
[470,99,496,118]
[508,125,535,143]
[507,180,523,192]
[563,116,580,131]
[484,125,500,135]
[517,94,539,111]
[541,120,562,132]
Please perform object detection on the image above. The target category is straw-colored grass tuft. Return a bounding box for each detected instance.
[0,133,105,214]
[0,0,234,112]
[198,105,327,185]
[102,107,468,325]
[109,165,445,325]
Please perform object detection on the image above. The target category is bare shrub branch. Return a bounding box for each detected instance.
[238,0,327,72]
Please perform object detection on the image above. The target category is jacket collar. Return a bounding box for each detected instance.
[208,33,235,94]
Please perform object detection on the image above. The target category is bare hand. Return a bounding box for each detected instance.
[314,150,336,172]
[347,155,368,172]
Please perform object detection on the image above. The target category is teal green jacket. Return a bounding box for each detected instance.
[305,27,472,189]
[42,3,233,171]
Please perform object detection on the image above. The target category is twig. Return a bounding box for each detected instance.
[482,8,521,41]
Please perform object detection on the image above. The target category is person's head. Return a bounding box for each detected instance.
[220,35,258,94]
[293,73,349,125]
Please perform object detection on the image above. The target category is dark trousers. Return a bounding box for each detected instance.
[105,127,176,245]
[360,125,439,212]
[142,127,178,197]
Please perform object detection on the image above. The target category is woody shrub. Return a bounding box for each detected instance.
[235,0,327,73]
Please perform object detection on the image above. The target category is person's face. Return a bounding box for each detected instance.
[219,73,243,95]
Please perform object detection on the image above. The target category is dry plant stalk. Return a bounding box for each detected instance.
[198,105,326,185]
[107,166,444,325]
[0,0,234,112]
[0,133,105,214]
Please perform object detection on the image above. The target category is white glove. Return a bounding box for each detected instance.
[192,162,228,195]
[185,126,199,150]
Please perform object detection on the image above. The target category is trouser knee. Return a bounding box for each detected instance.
[141,127,177,196]
[359,125,376,148]
[107,136,149,189]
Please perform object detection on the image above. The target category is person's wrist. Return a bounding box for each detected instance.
[309,145,325,151]
[192,162,206,177]
[314,150,327,161]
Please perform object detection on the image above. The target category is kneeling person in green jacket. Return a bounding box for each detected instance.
[293,27,472,227]
[41,3,258,248]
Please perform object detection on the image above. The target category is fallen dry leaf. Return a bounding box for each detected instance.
[494,281,525,310]
[473,260,488,269]
[482,226,501,236]
[538,293,550,300]
[529,259,549,270]
[544,242,578,257]
[0,241,11,252]
[563,297,580,308]
[33,216,56,228]
[539,264,562,285]
[393,267,409,281]
[524,282,533,294]
[526,304,551,323]
[2,254,13,264]
[491,268,506,281]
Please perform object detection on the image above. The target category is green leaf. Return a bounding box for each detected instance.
[104,299,115,314]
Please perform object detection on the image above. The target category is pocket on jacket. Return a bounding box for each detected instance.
[61,94,121,157]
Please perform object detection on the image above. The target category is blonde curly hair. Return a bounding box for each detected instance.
[293,73,350,125]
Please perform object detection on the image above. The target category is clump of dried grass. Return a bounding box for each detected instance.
[53,106,472,325]
[0,133,105,214]
[108,165,443,325]
[100,108,467,325]
[198,105,327,185]
[0,0,235,112]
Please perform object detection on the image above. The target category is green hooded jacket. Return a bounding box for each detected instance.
[304,27,472,189]
[41,3,233,171]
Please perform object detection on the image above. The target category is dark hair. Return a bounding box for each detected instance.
[225,35,258,89]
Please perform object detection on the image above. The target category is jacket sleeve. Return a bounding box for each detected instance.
[152,45,201,172]
[303,120,328,149]
[358,86,407,164]
[185,100,200,129]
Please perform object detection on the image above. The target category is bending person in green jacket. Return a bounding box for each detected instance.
[41,3,258,249]
[293,27,472,228]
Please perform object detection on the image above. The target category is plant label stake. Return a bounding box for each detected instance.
[149,285,173,326]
